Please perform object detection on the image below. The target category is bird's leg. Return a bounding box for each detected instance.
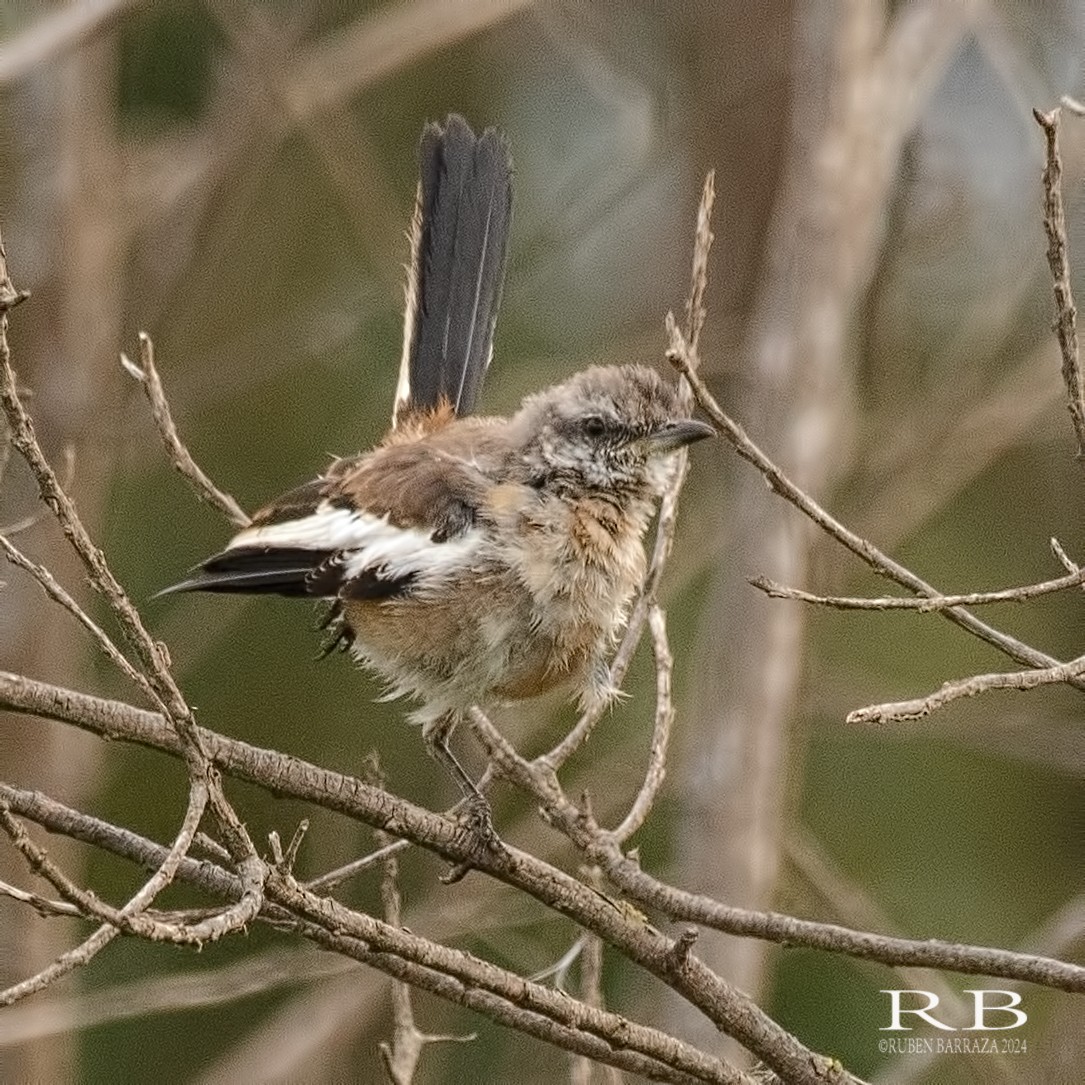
[423,713,500,862]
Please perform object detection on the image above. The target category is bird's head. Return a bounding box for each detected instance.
[511,365,713,498]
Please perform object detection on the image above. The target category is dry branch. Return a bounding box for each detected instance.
[848,653,1085,725]
[122,333,249,527]
[752,563,1085,611]
[667,324,1085,695]
[1034,106,1085,461]
[0,784,749,1085]
[4,142,1083,1085]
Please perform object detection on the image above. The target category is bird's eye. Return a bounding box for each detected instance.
[581,414,607,438]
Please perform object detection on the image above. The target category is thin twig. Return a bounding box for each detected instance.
[0,444,75,535]
[1051,535,1080,574]
[666,323,1085,694]
[1033,106,1085,461]
[751,563,1085,610]
[0,878,83,919]
[0,532,155,701]
[0,916,122,1007]
[305,836,409,893]
[571,925,620,1085]
[0,781,208,1004]
[0,791,227,947]
[122,332,249,527]
[610,605,674,843]
[371,752,429,1085]
[0,415,10,492]
[848,652,1085,725]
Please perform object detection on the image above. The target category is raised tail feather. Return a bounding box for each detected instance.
[393,114,513,425]
[160,116,511,604]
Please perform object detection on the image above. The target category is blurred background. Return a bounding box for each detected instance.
[2,1,1084,1082]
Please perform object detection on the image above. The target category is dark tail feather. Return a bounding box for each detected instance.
[156,547,334,598]
[393,114,513,425]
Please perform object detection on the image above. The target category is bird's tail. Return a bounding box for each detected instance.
[392,114,513,426]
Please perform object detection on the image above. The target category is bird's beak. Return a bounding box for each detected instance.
[644,418,715,454]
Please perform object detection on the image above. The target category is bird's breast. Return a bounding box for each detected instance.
[493,488,649,649]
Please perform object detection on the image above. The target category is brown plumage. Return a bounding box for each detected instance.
[161,117,712,813]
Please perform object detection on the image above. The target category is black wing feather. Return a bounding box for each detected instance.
[158,547,332,598]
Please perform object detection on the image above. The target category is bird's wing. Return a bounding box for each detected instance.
[159,438,492,601]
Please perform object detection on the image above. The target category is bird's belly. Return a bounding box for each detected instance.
[342,570,599,714]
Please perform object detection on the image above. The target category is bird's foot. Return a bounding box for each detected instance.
[440,792,503,884]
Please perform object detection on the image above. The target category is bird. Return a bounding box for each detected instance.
[161,115,713,826]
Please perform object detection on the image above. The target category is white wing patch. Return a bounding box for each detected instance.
[229,504,368,551]
[227,500,480,590]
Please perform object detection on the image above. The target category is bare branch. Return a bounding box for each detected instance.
[122,333,249,527]
[0,784,750,1085]
[1051,535,1080,573]
[375,803,429,1085]
[5,669,1082,997]
[1033,106,1085,461]
[1,272,195,734]
[0,444,75,535]
[0,532,154,700]
[0,673,855,1082]
[305,835,409,893]
[848,653,1085,725]
[0,879,83,920]
[0,778,207,1005]
[270,869,757,1085]
[0,786,226,948]
[571,926,620,1085]
[610,605,674,843]
[666,323,1085,694]
[751,563,1085,610]
[0,915,122,1007]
